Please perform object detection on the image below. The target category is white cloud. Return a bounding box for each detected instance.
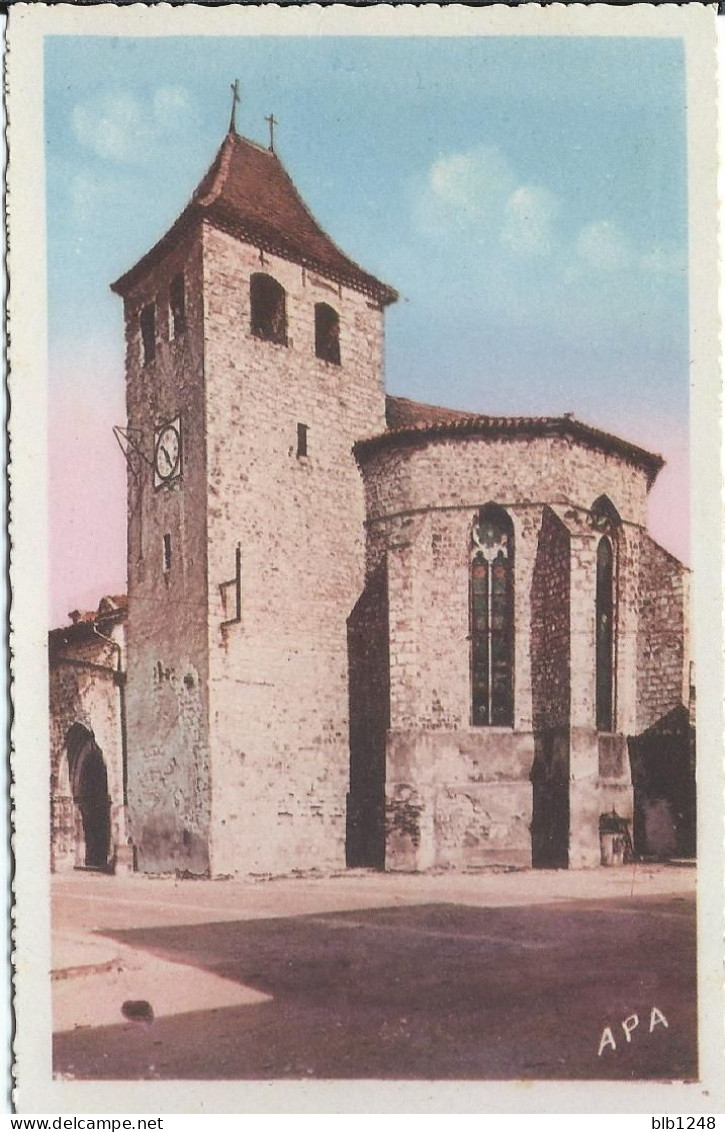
[153,86,194,131]
[415,145,517,242]
[72,93,147,163]
[410,146,685,341]
[501,186,559,257]
[416,145,559,262]
[429,146,515,213]
[72,87,194,164]
[576,220,632,272]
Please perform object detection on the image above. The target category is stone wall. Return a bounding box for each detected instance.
[49,628,126,871]
[360,433,651,530]
[122,227,212,874]
[378,502,539,869]
[201,223,387,875]
[636,531,690,733]
[357,434,656,871]
[630,532,693,858]
[531,507,571,733]
[530,507,571,867]
[385,731,534,871]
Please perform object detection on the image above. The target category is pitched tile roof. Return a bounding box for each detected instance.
[111,131,397,306]
[358,396,664,488]
[385,395,473,429]
[50,595,128,643]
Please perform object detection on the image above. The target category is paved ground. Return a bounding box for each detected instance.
[52,865,697,1082]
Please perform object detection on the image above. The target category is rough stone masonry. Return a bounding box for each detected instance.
[49,125,694,877]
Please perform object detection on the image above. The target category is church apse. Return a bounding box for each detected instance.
[353,408,672,872]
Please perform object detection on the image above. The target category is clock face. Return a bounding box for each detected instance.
[154,420,181,485]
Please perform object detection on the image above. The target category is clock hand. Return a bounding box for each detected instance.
[161,445,174,469]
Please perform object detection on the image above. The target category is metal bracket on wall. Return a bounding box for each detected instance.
[113,426,152,477]
[220,544,242,627]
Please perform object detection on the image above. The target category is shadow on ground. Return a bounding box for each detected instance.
[54,894,696,1080]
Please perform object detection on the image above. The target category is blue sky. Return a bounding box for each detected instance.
[45,35,689,620]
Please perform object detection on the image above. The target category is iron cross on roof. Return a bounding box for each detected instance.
[265,113,278,153]
[229,79,241,134]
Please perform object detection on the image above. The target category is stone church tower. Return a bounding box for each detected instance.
[111,125,397,875]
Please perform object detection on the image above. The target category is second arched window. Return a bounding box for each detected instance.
[315,303,341,365]
[471,506,515,727]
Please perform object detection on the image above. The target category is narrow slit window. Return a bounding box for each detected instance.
[140,304,156,365]
[297,423,308,458]
[163,533,172,573]
[250,273,287,345]
[315,303,341,365]
[470,506,514,727]
[169,274,186,339]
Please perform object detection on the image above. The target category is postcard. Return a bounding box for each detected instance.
[7,1,723,1115]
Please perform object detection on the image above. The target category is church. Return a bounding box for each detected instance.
[49,119,695,877]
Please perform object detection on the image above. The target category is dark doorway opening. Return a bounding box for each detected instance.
[531,731,570,869]
[67,724,112,870]
[629,705,696,860]
[346,561,389,869]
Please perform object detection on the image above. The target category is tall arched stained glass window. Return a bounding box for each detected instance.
[596,535,614,732]
[471,506,514,727]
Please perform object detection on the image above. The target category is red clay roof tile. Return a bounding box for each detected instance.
[366,396,664,488]
[111,132,397,306]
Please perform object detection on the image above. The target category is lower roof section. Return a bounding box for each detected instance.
[353,395,664,489]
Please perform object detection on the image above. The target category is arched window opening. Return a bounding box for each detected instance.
[315,303,341,365]
[250,273,287,346]
[591,495,622,534]
[471,506,515,727]
[596,536,615,732]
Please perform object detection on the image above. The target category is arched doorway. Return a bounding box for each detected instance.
[66,724,111,869]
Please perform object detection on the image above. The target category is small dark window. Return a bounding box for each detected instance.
[315,303,341,365]
[297,423,308,458]
[140,304,156,365]
[250,273,287,345]
[169,274,186,339]
[163,533,172,573]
